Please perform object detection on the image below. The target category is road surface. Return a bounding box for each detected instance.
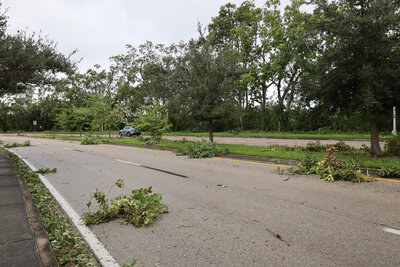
[1,135,399,266]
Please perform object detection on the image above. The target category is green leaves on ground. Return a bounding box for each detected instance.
[294,147,366,183]
[80,135,108,145]
[3,150,97,266]
[2,140,30,148]
[379,167,400,178]
[84,181,168,227]
[176,139,228,158]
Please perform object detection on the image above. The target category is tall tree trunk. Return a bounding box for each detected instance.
[369,116,382,157]
[208,119,214,143]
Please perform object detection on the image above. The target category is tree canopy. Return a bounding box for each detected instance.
[0,3,75,97]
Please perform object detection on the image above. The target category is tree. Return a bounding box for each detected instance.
[57,106,92,136]
[208,1,261,130]
[134,103,171,143]
[176,34,239,142]
[305,0,400,156]
[0,4,75,97]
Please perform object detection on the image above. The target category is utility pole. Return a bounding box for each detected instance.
[392,106,397,136]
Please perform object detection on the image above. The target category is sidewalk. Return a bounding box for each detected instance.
[0,151,42,266]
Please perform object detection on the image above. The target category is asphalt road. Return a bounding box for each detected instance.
[1,135,400,266]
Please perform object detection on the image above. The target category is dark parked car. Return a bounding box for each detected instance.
[119,126,141,137]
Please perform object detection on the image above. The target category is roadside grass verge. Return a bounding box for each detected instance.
[164,131,394,140]
[2,148,98,266]
[33,135,400,170]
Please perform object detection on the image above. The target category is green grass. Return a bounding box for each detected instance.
[165,131,395,140]
[33,135,400,170]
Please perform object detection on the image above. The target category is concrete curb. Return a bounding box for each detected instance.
[15,166,59,267]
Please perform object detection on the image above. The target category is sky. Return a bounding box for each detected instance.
[2,0,295,72]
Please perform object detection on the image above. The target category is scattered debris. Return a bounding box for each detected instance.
[217,184,228,188]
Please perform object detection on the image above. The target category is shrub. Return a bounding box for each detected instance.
[302,141,326,152]
[333,141,353,152]
[384,136,400,156]
[177,139,229,158]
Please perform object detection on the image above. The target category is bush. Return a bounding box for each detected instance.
[379,167,400,178]
[302,141,326,152]
[333,141,353,152]
[384,136,400,156]
[177,139,229,158]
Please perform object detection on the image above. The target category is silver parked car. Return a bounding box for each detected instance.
[119,126,141,137]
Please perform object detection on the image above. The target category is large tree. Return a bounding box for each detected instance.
[176,34,239,142]
[305,0,400,156]
[0,4,75,97]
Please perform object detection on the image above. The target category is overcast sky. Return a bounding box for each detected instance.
[2,0,294,72]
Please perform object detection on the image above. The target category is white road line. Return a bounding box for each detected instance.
[10,150,120,267]
[63,147,73,150]
[115,159,142,166]
[383,227,400,236]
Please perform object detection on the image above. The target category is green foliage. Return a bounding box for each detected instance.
[2,140,30,148]
[57,107,92,135]
[135,103,171,143]
[4,149,97,266]
[302,141,326,152]
[295,147,366,183]
[332,141,353,152]
[84,181,168,227]
[35,167,57,174]
[0,4,75,97]
[379,167,400,178]
[384,136,400,156]
[176,139,229,158]
[122,259,138,267]
[295,153,318,174]
[80,136,107,145]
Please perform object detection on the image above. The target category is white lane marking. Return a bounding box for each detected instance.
[383,227,400,236]
[63,147,73,150]
[115,159,142,167]
[10,150,120,267]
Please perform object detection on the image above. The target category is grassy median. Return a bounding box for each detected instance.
[32,134,400,170]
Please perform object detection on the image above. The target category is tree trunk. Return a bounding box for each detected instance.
[108,129,111,138]
[208,119,214,143]
[369,116,382,157]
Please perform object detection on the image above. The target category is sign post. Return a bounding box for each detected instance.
[392,107,397,136]
[33,120,37,132]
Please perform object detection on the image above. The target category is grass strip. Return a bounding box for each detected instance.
[34,135,400,170]
[2,148,99,266]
